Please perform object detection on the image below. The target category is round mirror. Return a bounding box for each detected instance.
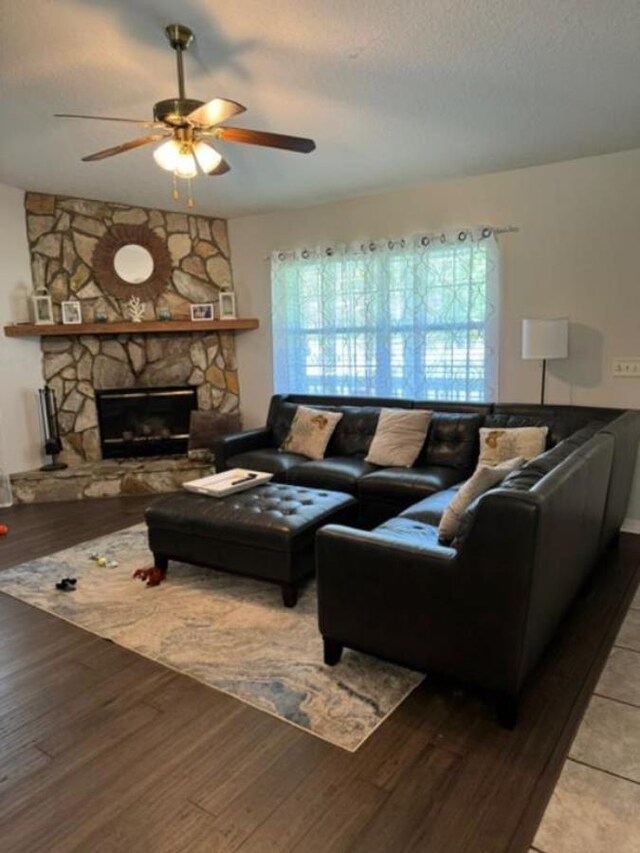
[113,244,155,284]
[93,224,172,301]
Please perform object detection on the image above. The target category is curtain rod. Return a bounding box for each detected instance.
[491,225,519,234]
[263,225,519,261]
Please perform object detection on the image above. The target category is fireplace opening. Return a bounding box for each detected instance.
[95,386,197,459]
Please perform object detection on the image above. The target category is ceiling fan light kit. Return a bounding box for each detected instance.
[55,24,316,209]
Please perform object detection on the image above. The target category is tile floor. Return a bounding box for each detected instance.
[532,585,640,852]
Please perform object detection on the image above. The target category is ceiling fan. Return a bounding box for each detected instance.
[56,24,316,205]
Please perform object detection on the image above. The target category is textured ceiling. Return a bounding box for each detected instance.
[1,0,640,218]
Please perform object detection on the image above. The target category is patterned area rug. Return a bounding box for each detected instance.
[0,524,423,751]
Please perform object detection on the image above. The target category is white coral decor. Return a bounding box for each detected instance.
[127,296,145,323]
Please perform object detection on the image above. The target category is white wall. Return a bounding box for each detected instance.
[228,148,640,522]
[0,183,42,474]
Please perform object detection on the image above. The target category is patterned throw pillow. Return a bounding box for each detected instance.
[365,408,432,467]
[280,406,343,460]
[478,426,548,467]
[438,456,524,543]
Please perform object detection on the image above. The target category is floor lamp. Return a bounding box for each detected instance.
[522,318,569,405]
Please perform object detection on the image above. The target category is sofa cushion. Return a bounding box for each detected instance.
[416,412,485,473]
[267,395,413,453]
[365,408,432,467]
[374,517,442,548]
[359,465,463,504]
[399,487,461,525]
[499,423,603,492]
[329,407,386,456]
[485,405,617,448]
[453,424,605,546]
[286,456,379,495]
[226,449,307,480]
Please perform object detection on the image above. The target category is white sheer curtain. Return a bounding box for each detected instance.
[271,228,499,402]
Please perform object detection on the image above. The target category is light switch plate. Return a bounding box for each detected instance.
[611,358,640,377]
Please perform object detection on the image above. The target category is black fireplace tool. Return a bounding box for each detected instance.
[39,386,68,471]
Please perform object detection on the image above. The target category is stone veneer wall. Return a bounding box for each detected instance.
[25,192,239,464]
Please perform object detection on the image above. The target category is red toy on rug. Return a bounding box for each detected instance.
[132,567,166,587]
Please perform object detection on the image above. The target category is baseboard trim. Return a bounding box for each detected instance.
[621,518,640,535]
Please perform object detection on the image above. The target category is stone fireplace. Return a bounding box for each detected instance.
[41,329,238,464]
[25,192,241,467]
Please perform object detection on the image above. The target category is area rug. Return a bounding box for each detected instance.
[0,524,423,751]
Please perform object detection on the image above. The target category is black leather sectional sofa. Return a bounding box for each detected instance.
[214,394,640,722]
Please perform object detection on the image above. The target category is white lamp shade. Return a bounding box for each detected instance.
[174,150,197,179]
[153,139,181,171]
[522,318,569,360]
[193,141,222,174]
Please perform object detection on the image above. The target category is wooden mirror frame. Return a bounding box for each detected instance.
[93,224,172,301]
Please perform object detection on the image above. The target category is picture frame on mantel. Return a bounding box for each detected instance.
[31,289,53,325]
[219,291,237,320]
[61,301,82,325]
[190,303,214,322]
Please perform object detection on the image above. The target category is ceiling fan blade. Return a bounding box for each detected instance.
[204,157,231,176]
[56,113,162,128]
[186,98,246,128]
[212,126,316,153]
[81,135,167,162]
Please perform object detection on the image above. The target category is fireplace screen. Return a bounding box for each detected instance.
[95,386,197,459]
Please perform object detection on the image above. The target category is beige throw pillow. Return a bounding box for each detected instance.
[438,456,524,542]
[478,426,548,467]
[280,406,343,460]
[365,408,432,467]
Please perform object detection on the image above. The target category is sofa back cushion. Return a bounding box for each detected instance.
[487,404,618,448]
[329,407,386,456]
[267,395,414,457]
[417,412,485,473]
[453,422,604,545]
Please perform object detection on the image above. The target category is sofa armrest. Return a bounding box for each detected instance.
[212,427,274,472]
[318,523,457,571]
[316,524,458,672]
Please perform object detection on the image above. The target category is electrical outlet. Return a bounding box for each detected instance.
[611,358,640,377]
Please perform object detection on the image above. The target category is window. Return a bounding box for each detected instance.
[271,230,499,401]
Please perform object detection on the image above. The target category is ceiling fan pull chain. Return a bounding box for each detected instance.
[187,178,194,209]
[172,173,179,202]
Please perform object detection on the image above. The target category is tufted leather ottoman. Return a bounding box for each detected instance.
[145,484,358,606]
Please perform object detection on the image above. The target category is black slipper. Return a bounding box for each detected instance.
[56,579,76,592]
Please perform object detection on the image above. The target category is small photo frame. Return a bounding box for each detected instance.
[61,301,82,325]
[219,291,237,320]
[32,291,53,325]
[190,303,214,321]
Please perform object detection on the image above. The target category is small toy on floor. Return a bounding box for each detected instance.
[132,567,166,587]
[55,577,77,592]
[0,524,9,537]
[89,552,118,568]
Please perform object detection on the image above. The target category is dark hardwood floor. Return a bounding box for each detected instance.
[0,496,638,852]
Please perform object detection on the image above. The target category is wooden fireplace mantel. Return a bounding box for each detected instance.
[3,318,259,338]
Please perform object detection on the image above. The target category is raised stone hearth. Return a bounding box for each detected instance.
[10,455,213,504]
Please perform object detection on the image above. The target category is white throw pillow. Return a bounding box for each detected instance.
[438,456,524,542]
[365,408,432,467]
[478,426,548,467]
[280,406,343,460]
